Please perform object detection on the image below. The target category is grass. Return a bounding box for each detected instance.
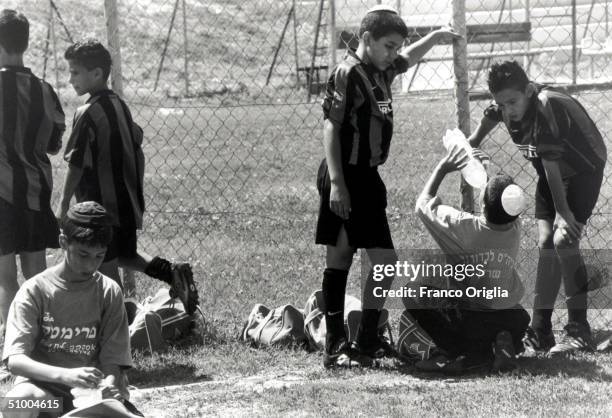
[1,0,612,416]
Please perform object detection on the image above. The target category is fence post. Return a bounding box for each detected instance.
[104,0,124,96]
[329,0,336,70]
[452,0,474,213]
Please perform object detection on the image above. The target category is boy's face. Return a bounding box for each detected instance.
[68,60,102,96]
[60,235,107,281]
[492,85,534,122]
[363,32,404,71]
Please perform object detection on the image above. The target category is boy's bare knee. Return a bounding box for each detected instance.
[4,383,52,418]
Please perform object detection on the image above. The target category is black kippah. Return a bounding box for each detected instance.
[66,201,111,227]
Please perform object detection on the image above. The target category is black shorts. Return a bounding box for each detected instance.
[0,198,59,256]
[315,159,393,249]
[535,167,604,224]
[104,226,138,262]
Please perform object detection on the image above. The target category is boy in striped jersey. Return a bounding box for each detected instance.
[0,10,64,325]
[468,61,607,356]
[57,40,199,315]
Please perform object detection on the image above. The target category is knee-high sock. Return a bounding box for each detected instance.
[322,268,348,345]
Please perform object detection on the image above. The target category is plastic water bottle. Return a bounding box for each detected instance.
[443,128,488,189]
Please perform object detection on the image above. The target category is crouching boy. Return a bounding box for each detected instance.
[411,145,530,373]
[2,201,142,417]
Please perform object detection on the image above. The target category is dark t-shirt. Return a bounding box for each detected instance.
[322,50,409,168]
[484,85,606,178]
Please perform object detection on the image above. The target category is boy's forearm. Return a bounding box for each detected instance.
[99,364,121,383]
[323,120,346,186]
[468,117,497,148]
[399,32,442,67]
[416,161,448,208]
[8,354,67,385]
[542,159,571,214]
[58,165,83,216]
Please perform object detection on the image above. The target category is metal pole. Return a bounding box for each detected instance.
[266,5,294,85]
[154,0,179,92]
[104,0,124,96]
[182,0,190,96]
[329,0,336,70]
[292,0,300,85]
[396,0,401,15]
[524,0,531,74]
[452,0,474,213]
[572,0,577,85]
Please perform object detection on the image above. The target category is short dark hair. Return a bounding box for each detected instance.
[61,202,113,247]
[0,9,29,54]
[482,174,519,225]
[359,10,408,40]
[64,40,112,80]
[487,61,529,94]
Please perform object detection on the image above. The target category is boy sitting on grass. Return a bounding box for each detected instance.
[57,40,199,315]
[468,61,607,356]
[2,201,142,417]
[412,145,530,373]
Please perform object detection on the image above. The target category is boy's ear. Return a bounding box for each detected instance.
[525,82,536,97]
[93,67,104,81]
[362,31,372,46]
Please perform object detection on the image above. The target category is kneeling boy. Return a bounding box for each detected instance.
[412,145,530,373]
[2,202,141,417]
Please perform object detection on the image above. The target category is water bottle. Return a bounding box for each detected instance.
[443,128,488,189]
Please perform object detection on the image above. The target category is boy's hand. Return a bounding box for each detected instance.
[554,211,583,242]
[100,383,123,401]
[61,367,104,388]
[330,182,351,220]
[433,26,461,43]
[440,144,469,173]
[471,148,490,169]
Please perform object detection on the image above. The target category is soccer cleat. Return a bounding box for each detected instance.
[523,326,555,352]
[324,339,373,369]
[547,322,594,357]
[415,351,466,374]
[353,335,398,359]
[169,263,200,315]
[492,331,517,373]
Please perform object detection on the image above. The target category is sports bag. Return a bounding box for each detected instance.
[303,289,391,351]
[397,310,437,361]
[129,288,194,353]
[240,303,307,348]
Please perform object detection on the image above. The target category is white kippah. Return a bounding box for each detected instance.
[501,184,527,216]
[366,5,399,14]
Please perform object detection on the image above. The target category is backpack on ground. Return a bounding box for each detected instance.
[240,303,307,348]
[397,309,437,361]
[128,288,195,354]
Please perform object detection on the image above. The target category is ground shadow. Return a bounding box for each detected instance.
[128,363,212,389]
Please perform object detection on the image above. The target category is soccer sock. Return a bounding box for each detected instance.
[357,308,381,345]
[322,268,348,348]
[560,251,589,326]
[144,256,173,284]
[531,248,562,333]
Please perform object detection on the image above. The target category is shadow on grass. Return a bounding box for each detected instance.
[128,362,212,389]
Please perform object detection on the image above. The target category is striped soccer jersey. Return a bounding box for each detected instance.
[0,66,65,210]
[64,89,145,228]
[484,85,607,178]
[322,49,409,168]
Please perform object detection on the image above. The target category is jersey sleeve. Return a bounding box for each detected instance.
[322,64,355,125]
[97,280,133,369]
[483,103,503,122]
[2,284,41,362]
[44,83,66,154]
[63,108,94,169]
[535,94,568,161]
[415,195,470,254]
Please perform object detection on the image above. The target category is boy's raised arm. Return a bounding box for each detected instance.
[399,27,460,68]
[468,116,498,148]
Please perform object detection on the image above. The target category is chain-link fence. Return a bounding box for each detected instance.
[8,0,612,333]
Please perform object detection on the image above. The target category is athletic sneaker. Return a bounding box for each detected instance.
[523,326,555,352]
[353,335,397,359]
[415,351,466,374]
[324,339,373,369]
[169,263,199,315]
[492,331,517,373]
[547,322,593,357]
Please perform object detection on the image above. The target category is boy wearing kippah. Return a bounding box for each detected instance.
[0,9,65,326]
[316,6,459,367]
[413,146,530,374]
[468,61,607,356]
[3,202,142,417]
[57,40,199,315]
